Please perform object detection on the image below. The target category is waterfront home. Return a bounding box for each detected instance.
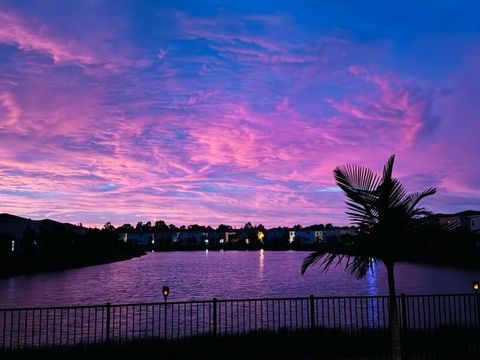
[293,229,322,244]
[0,213,85,254]
[436,210,480,232]
[179,231,208,245]
[238,228,265,245]
[154,231,178,246]
[207,230,238,245]
[120,232,154,246]
[265,228,294,245]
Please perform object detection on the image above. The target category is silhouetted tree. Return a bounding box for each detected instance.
[301,155,437,360]
[116,223,134,233]
[142,221,152,232]
[188,224,208,231]
[154,220,168,232]
[305,224,325,231]
[103,222,115,232]
[217,224,233,232]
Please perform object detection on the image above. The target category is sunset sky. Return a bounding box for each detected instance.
[0,1,479,227]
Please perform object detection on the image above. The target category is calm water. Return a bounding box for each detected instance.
[0,251,478,308]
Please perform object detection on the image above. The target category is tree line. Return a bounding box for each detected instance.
[102,220,338,233]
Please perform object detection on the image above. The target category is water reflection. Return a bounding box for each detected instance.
[259,249,265,273]
[0,251,477,308]
[365,260,378,296]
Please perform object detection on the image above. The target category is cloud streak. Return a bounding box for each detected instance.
[0,11,95,65]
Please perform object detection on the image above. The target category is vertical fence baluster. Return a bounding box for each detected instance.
[401,293,408,330]
[309,295,315,329]
[105,303,111,343]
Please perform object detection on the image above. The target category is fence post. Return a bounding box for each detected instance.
[105,302,111,342]
[475,293,480,327]
[309,295,316,329]
[213,298,218,335]
[401,293,408,329]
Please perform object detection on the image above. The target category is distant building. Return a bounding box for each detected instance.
[265,228,288,245]
[316,227,358,242]
[121,232,154,246]
[207,230,237,244]
[179,231,208,245]
[436,210,480,232]
[293,229,322,244]
[0,213,85,254]
[0,214,39,240]
[238,228,264,245]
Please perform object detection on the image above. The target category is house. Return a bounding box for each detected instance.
[179,231,208,245]
[122,232,154,246]
[238,228,265,245]
[436,210,480,232]
[265,228,296,245]
[293,229,322,244]
[265,228,286,245]
[207,231,238,245]
[315,227,357,242]
[0,213,85,254]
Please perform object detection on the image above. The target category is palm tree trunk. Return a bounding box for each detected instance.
[386,261,402,360]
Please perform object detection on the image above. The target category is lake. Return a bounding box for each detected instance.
[0,251,478,308]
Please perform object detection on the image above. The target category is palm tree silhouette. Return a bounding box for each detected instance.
[302,155,436,360]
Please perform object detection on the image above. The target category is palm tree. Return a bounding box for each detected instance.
[301,155,436,360]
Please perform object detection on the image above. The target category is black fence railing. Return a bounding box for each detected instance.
[1,293,480,351]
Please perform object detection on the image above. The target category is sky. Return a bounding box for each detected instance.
[0,0,479,228]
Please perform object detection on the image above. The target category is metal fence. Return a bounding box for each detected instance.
[1,293,480,351]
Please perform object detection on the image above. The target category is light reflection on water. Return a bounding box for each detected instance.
[259,249,265,273]
[0,251,477,308]
[366,261,378,296]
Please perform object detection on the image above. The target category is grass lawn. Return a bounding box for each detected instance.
[3,326,479,359]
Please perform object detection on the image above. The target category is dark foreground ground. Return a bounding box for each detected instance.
[3,326,480,359]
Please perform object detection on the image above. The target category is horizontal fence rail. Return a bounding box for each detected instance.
[1,293,480,351]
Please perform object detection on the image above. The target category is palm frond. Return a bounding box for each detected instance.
[387,178,408,208]
[381,154,396,183]
[301,248,330,275]
[345,256,376,279]
[402,188,436,215]
[301,242,349,275]
[334,164,381,193]
[334,165,381,226]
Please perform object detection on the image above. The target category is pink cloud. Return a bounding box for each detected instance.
[0,11,95,65]
[325,66,437,147]
[0,91,20,128]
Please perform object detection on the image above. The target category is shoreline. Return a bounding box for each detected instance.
[0,249,146,279]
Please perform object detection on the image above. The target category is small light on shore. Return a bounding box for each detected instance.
[163,286,170,301]
[473,281,479,293]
